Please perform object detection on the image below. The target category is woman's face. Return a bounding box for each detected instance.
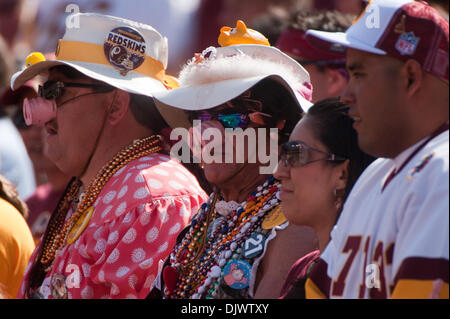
[189,104,276,188]
[274,116,345,228]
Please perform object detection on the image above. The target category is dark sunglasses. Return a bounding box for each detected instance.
[280,141,347,167]
[38,81,114,100]
[189,110,272,129]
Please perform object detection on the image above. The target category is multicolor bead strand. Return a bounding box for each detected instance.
[164,176,280,299]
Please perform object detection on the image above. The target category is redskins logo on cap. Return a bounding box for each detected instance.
[104,26,146,76]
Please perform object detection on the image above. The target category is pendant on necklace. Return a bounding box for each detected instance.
[50,273,68,299]
[66,206,94,245]
[261,205,286,230]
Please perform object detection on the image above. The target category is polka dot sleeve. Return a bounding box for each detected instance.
[81,197,200,299]
[16,154,208,299]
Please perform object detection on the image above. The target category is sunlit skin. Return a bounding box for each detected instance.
[304,64,348,103]
[43,71,115,182]
[281,52,348,103]
[342,48,449,158]
[341,49,410,158]
[194,106,278,203]
[274,116,348,252]
[43,69,153,187]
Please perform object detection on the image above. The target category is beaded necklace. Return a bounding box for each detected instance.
[39,135,162,271]
[163,176,281,299]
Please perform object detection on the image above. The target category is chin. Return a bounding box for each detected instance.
[358,136,385,158]
[203,162,242,187]
[281,205,302,225]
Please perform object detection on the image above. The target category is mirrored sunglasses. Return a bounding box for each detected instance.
[189,110,272,129]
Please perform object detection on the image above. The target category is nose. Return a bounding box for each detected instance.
[273,159,289,181]
[339,84,355,106]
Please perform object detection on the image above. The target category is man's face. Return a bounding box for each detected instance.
[304,64,329,103]
[43,69,115,176]
[341,49,404,158]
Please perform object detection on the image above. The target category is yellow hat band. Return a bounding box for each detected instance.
[55,39,166,82]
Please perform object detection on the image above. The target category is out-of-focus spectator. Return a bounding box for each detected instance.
[1,82,42,181]
[0,35,36,200]
[0,0,22,48]
[195,0,312,52]
[0,115,36,200]
[1,80,71,243]
[249,6,290,45]
[0,174,35,299]
[313,0,366,15]
[0,0,39,69]
[0,33,13,88]
[277,10,355,102]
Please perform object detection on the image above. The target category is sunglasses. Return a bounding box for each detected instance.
[189,110,273,129]
[280,141,347,167]
[38,81,114,100]
[23,81,115,127]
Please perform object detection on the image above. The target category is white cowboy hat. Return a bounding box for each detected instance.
[153,44,313,128]
[10,12,188,125]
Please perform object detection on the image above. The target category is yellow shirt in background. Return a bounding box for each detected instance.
[0,197,35,298]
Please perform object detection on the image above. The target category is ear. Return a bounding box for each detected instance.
[334,159,349,194]
[402,59,423,97]
[107,90,130,126]
[325,68,348,97]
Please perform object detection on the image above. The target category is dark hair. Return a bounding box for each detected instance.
[0,174,28,219]
[305,98,375,211]
[287,10,354,75]
[128,93,168,134]
[289,10,355,33]
[250,7,290,45]
[232,78,304,145]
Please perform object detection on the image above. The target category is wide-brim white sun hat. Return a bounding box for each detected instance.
[153,44,313,128]
[11,13,171,94]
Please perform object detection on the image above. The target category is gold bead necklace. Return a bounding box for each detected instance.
[40,135,162,271]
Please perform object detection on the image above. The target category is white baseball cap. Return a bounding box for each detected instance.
[11,12,174,95]
[153,44,313,128]
[305,0,449,82]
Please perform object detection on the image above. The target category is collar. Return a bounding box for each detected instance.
[390,136,428,172]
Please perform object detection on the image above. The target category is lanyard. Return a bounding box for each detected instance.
[382,121,449,192]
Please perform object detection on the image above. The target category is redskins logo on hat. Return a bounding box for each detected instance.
[104,26,147,76]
